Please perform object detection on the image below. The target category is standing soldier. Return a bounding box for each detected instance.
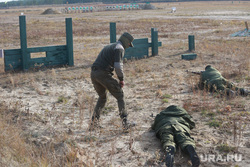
[199,65,248,97]
[152,105,200,167]
[90,32,135,130]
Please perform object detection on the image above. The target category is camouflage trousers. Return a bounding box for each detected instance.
[91,68,127,121]
[157,124,195,151]
[207,79,245,96]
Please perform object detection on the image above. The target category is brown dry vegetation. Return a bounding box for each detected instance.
[0,1,249,167]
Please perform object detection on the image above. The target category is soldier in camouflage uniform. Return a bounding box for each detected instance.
[199,65,248,97]
[152,105,200,167]
[90,32,135,130]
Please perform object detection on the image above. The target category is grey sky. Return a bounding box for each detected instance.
[0,0,13,3]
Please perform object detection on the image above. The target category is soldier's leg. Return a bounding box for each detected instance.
[224,79,237,90]
[103,75,135,129]
[108,82,135,129]
[165,145,175,167]
[225,88,236,97]
[92,71,134,129]
[93,86,107,121]
[173,126,199,167]
[91,71,107,121]
[158,126,176,167]
[239,88,249,96]
[106,78,127,118]
[227,87,248,96]
[93,71,127,118]
[184,145,200,167]
[222,79,248,96]
[226,80,249,96]
[223,79,238,96]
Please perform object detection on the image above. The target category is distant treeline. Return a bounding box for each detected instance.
[0,0,245,8]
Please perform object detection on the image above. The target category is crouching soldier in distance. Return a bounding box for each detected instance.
[152,105,200,167]
[199,65,248,97]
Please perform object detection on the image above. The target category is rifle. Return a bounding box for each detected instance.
[186,70,204,75]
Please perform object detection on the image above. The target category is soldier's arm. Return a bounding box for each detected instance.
[151,119,156,130]
[183,115,195,130]
[151,114,160,130]
[114,47,124,81]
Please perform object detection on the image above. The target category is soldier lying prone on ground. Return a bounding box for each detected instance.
[152,105,200,167]
[198,65,249,97]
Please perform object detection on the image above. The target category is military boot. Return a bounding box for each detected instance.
[122,118,136,131]
[185,145,200,167]
[89,117,102,131]
[239,89,249,96]
[165,146,175,167]
[226,89,235,98]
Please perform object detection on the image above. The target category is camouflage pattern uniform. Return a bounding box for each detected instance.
[199,65,247,96]
[152,105,196,151]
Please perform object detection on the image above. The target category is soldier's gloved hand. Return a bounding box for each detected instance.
[120,81,125,88]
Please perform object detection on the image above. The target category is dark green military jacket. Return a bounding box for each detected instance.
[92,41,124,81]
[152,105,195,135]
[200,65,227,91]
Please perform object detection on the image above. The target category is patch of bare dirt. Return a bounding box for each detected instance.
[41,8,61,15]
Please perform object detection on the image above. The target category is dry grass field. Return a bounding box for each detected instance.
[0,1,249,167]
